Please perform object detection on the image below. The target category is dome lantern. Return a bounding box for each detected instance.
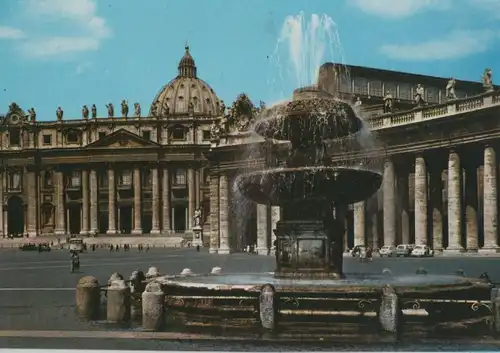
[178,44,197,78]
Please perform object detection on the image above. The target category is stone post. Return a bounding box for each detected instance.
[430,170,443,252]
[491,287,500,333]
[209,174,219,254]
[259,284,277,330]
[0,170,3,237]
[353,201,365,246]
[90,169,98,234]
[54,170,66,235]
[106,279,131,323]
[80,169,89,236]
[446,151,464,252]
[482,146,498,252]
[106,167,117,235]
[142,282,165,331]
[465,164,478,252]
[162,167,171,234]
[414,155,428,246]
[132,168,142,235]
[383,160,396,246]
[256,204,270,255]
[379,285,402,334]
[76,276,101,320]
[26,169,37,237]
[187,168,195,229]
[218,173,230,254]
[150,167,160,235]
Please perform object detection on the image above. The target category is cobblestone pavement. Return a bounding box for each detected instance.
[0,248,500,349]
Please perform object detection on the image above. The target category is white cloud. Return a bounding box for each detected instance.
[348,0,451,18]
[471,0,500,17]
[16,0,111,58]
[0,26,26,39]
[379,30,497,61]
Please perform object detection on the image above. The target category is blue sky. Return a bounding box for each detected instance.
[0,0,498,120]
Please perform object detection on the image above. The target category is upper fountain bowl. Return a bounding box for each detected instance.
[254,86,362,144]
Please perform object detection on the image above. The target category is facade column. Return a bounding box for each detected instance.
[209,174,219,253]
[414,155,428,245]
[271,206,280,250]
[0,170,3,237]
[218,173,230,254]
[54,170,66,235]
[446,150,464,252]
[383,159,396,246]
[80,169,89,235]
[430,168,443,252]
[106,167,117,235]
[353,201,365,246]
[256,204,270,254]
[26,169,37,237]
[132,167,142,234]
[398,173,410,245]
[187,168,196,229]
[161,167,171,235]
[465,164,479,252]
[482,146,498,252]
[89,169,98,234]
[150,167,161,235]
[195,168,201,209]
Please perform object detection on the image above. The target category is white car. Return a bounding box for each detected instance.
[411,245,433,257]
[379,245,397,257]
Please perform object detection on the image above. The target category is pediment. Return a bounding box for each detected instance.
[86,129,159,149]
[0,102,29,130]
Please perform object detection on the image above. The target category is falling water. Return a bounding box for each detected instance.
[267,12,348,101]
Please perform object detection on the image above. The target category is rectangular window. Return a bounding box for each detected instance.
[9,129,21,146]
[171,127,186,140]
[173,169,186,185]
[142,131,151,140]
[119,170,132,186]
[202,130,211,140]
[67,131,79,144]
[8,171,21,190]
[43,134,52,145]
[70,171,81,187]
[99,170,108,187]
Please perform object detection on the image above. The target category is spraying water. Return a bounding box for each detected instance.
[268,12,347,101]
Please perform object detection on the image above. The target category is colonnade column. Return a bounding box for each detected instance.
[54,169,66,235]
[414,155,428,245]
[353,201,365,246]
[218,174,230,254]
[89,169,98,234]
[80,169,89,235]
[106,167,117,235]
[383,159,396,246]
[0,170,3,237]
[26,169,37,237]
[465,164,479,252]
[429,167,443,252]
[256,204,270,254]
[150,167,161,235]
[162,167,171,235]
[132,168,142,235]
[482,146,498,252]
[271,206,280,250]
[209,174,219,254]
[445,150,464,252]
[187,168,195,229]
[398,173,410,245]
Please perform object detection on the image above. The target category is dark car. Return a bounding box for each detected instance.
[19,243,51,252]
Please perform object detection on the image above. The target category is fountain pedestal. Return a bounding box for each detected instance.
[191,226,203,247]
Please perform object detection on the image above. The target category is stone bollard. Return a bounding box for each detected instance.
[379,285,402,335]
[259,284,277,330]
[106,279,131,324]
[491,287,500,333]
[211,266,222,274]
[76,276,101,320]
[181,268,193,275]
[129,270,146,320]
[142,282,165,331]
[146,267,160,279]
[415,267,427,275]
[108,272,124,286]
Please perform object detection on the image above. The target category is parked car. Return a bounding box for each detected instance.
[411,245,433,257]
[19,243,51,252]
[350,245,366,257]
[395,244,414,257]
[379,245,397,257]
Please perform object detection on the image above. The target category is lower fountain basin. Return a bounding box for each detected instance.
[236,166,382,206]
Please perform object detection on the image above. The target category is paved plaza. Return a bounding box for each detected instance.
[1,248,500,350]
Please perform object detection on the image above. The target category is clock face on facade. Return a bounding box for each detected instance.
[9,114,20,125]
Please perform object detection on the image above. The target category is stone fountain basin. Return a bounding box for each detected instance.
[236,166,383,206]
[255,97,363,142]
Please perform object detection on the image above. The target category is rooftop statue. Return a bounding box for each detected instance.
[27,108,36,122]
[483,68,493,92]
[106,103,114,118]
[82,105,89,119]
[219,100,226,116]
[188,100,194,116]
[134,103,141,118]
[446,78,457,100]
[414,84,426,107]
[383,92,393,113]
[56,107,64,121]
[91,104,97,118]
[121,100,129,118]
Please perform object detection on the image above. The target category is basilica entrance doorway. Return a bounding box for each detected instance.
[99,213,108,234]
[173,205,187,232]
[119,206,132,234]
[7,196,24,236]
[68,204,81,235]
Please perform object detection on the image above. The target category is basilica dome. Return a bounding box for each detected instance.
[150,46,222,117]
